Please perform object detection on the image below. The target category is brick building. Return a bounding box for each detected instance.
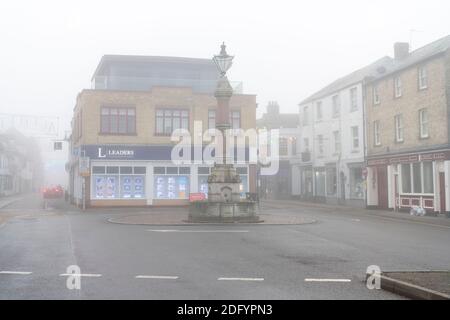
[365,36,450,215]
[68,55,257,207]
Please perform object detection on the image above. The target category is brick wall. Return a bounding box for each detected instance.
[73,87,257,147]
[366,54,449,157]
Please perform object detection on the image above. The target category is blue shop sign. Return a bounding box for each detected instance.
[81,145,250,161]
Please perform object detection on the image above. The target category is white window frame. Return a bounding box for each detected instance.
[394,76,402,98]
[373,120,381,146]
[351,126,359,150]
[400,162,434,195]
[332,95,340,118]
[395,114,404,142]
[373,85,380,105]
[418,66,428,90]
[419,108,429,139]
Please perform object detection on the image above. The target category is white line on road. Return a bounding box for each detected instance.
[135,275,179,280]
[0,271,33,275]
[59,273,102,277]
[148,230,249,233]
[305,278,351,283]
[218,277,264,281]
[350,219,361,222]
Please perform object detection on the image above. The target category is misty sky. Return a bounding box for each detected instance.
[1,0,449,135]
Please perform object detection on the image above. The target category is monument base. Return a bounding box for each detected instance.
[188,200,260,223]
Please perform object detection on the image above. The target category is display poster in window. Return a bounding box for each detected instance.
[134,176,144,198]
[178,176,188,199]
[156,176,166,199]
[122,176,132,198]
[199,176,208,197]
[95,177,106,198]
[167,176,176,199]
[106,177,116,198]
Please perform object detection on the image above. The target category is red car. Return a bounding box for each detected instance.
[42,185,64,199]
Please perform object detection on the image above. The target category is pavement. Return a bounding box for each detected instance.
[0,193,449,299]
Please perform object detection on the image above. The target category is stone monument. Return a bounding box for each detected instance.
[188,43,259,223]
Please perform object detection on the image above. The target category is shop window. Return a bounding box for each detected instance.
[401,164,412,193]
[198,167,210,175]
[120,167,133,174]
[134,167,146,174]
[106,166,119,174]
[167,167,178,174]
[179,167,191,174]
[326,167,337,196]
[423,162,433,194]
[349,167,364,199]
[314,169,326,197]
[412,163,422,194]
[92,166,146,199]
[401,162,434,194]
[120,176,145,199]
[93,176,120,199]
[154,167,165,174]
[154,175,189,199]
[92,166,105,174]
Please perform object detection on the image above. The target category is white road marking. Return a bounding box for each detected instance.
[350,219,361,222]
[148,229,249,233]
[305,278,351,283]
[0,271,32,275]
[218,277,264,281]
[59,273,102,277]
[135,275,179,280]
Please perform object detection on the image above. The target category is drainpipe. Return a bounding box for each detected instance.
[362,77,368,208]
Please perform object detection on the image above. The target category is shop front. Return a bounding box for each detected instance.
[367,150,450,214]
[74,144,253,207]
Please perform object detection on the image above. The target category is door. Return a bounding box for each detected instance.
[440,173,446,214]
[377,166,389,209]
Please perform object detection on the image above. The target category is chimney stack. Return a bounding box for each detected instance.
[394,42,410,60]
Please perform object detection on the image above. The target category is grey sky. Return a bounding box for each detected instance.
[1,0,449,132]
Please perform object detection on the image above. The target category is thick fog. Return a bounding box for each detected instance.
[0,0,449,185]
